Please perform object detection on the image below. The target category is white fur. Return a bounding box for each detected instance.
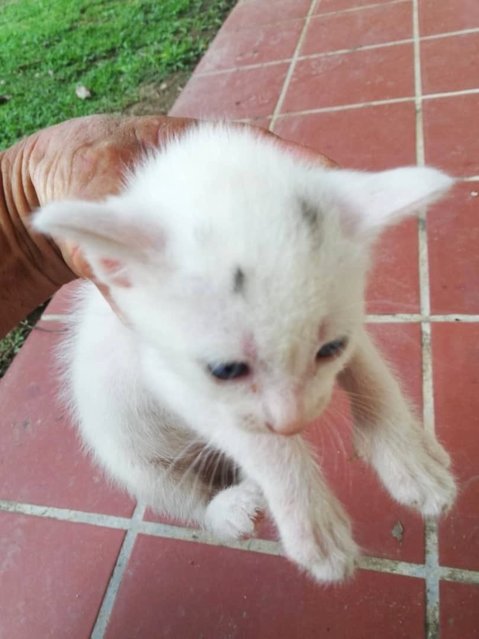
[33,123,456,583]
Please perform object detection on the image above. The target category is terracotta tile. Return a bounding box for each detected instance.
[423,94,479,176]
[368,323,423,410]
[302,2,412,56]
[367,218,420,315]
[419,0,479,36]
[0,328,135,516]
[421,32,479,95]
[440,581,479,638]
[432,323,479,571]
[282,44,414,113]
[43,280,81,316]
[274,102,417,170]
[314,0,407,13]
[196,20,302,73]
[0,511,124,639]
[225,0,311,28]
[170,63,289,119]
[429,182,479,314]
[107,535,425,639]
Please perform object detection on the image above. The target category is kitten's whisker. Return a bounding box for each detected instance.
[175,445,211,492]
[337,392,416,424]
[193,445,217,494]
[320,411,354,491]
[162,437,206,477]
[161,437,211,490]
[206,448,226,496]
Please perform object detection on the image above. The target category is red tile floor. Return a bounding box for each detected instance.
[1,0,479,637]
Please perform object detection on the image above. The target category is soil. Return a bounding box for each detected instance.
[122,69,192,116]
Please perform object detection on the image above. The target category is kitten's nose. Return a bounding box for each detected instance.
[264,388,306,436]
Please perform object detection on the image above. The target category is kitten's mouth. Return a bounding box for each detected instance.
[264,421,305,437]
[265,421,276,434]
[242,415,307,436]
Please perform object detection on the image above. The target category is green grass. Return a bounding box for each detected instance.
[0,305,47,378]
[0,0,235,376]
[0,0,235,148]
[0,322,32,378]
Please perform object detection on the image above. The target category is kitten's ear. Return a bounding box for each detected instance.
[32,199,165,287]
[326,167,454,237]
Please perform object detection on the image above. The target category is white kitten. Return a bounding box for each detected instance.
[34,123,457,583]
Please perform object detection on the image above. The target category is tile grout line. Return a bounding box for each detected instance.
[421,86,479,102]
[424,518,441,639]
[2,497,479,584]
[199,58,292,77]
[196,26,479,78]
[0,499,134,529]
[412,3,441,637]
[207,13,307,35]
[268,0,319,131]
[90,502,146,639]
[422,25,479,41]
[39,314,74,322]
[198,39,411,78]
[366,314,479,323]
[41,312,479,324]
[311,0,408,18]
[137,521,429,580]
[200,40,412,79]
[273,88,479,119]
[241,0,408,16]
[238,0,406,9]
[440,566,479,585]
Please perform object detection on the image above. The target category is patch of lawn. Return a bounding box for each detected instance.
[0,305,46,378]
[0,0,235,148]
[0,0,235,377]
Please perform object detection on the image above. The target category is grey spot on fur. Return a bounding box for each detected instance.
[150,445,239,491]
[300,199,319,229]
[233,267,245,294]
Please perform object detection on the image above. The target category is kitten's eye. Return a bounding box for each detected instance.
[207,362,250,381]
[316,338,347,360]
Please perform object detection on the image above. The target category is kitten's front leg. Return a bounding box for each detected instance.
[209,430,359,583]
[339,329,456,516]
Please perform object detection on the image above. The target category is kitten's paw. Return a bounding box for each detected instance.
[301,538,358,584]
[375,431,457,518]
[204,481,265,541]
[281,498,359,584]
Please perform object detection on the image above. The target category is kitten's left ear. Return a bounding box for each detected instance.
[325,166,454,238]
[32,198,165,287]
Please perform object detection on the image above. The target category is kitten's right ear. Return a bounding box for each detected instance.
[33,199,165,287]
[324,166,454,238]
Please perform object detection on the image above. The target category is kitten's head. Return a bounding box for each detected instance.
[34,124,452,437]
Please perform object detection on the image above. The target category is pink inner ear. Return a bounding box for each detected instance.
[128,226,167,253]
[99,258,131,288]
